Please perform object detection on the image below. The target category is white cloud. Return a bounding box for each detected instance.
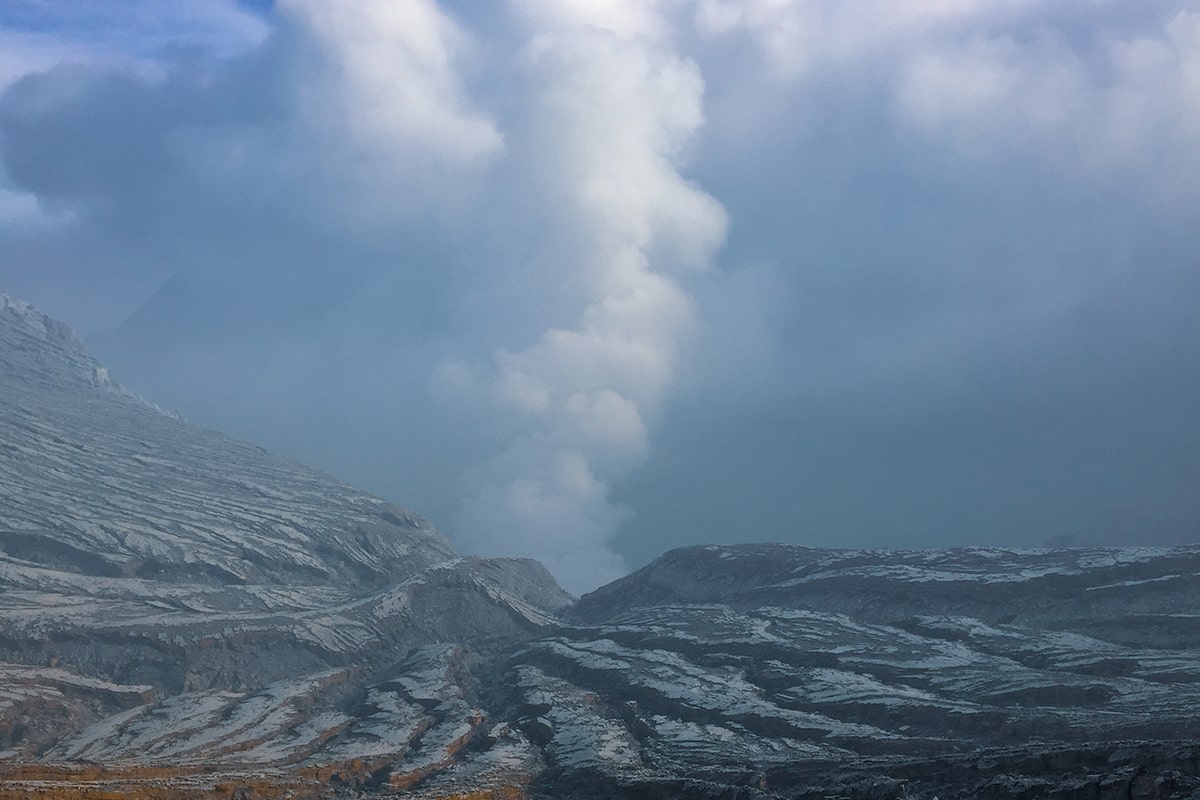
[280,0,503,166]
[894,35,1087,156]
[693,0,1042,78]
[515,0,674,41]
[0,184,55,226]
[1099,11,1200,188]
[892,8,1200,198]
[450,2,727,591]
[692,1,1200,200]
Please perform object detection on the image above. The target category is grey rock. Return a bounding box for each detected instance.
[513,543,1200,798]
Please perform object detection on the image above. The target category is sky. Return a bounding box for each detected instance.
[1,0,1199,593]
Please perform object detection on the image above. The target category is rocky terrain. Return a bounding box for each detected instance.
[1,287,1198,799]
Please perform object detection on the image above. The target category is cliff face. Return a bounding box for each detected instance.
[1,289,1198,799]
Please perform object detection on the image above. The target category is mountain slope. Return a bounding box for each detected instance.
[1,288,1198,800]
[0,288,573,796]
[527,544,1200,797]
[1,286,456,586]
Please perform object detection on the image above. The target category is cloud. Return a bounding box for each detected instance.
[1,0,1199,591]
[515,0,672,42]
[0,0,269,87]
[693,0,1200,200]
[278,0,502,166]
[451,3,727,591]
[693,0,1041,78]
[894,9,1200,187]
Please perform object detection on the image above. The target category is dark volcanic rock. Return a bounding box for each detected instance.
[573,542,1200,636]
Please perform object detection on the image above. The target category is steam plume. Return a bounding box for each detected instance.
[451,2,727,592]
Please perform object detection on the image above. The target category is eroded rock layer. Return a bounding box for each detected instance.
[521,543,1200,798]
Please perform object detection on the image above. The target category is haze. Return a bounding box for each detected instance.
[2,0,1198,592]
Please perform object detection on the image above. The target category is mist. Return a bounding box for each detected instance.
[2,0,1199,591]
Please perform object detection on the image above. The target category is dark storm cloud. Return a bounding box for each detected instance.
[2,0,1199,590]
